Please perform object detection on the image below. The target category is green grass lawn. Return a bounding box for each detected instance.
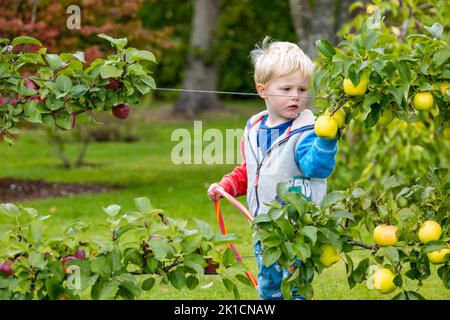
[0,99,448,300]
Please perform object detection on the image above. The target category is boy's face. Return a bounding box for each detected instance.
[256,69,310,124]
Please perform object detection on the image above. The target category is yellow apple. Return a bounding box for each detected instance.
[325,109,345,128]
[413,92,434,111]
[427,245,450,264]
[314,115,338,139]
[440,82,450,95]
[372,268,397,294]
[378,109,394,126]
[343,75,368,96]
[373,224,398,246]
[444,128,450,140]
[319,244,340,267]
[366,4,377,15]
[418,220,442,243]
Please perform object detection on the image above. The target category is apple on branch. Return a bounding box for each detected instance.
[112,103,130,119]
[106,77,120,90]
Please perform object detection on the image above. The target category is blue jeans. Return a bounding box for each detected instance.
[254,241,308,300]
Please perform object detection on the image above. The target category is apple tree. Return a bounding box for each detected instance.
[0,197,252,299]
[0,34,157,144]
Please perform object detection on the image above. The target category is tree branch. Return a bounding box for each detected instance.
[347,239,376,250]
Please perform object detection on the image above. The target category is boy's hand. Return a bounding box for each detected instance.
[207,183,224,201]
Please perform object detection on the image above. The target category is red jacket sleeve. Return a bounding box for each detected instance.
[218,134,248,197]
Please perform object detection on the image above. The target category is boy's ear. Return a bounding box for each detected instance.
[256,83,267,99]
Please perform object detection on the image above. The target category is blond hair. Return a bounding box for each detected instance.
[250,36,314,85]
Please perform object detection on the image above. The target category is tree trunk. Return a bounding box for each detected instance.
[174,0,222,117]
[288,0,355,59]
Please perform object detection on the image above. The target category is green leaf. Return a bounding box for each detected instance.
[192,218,214,240]
[134,197,152,214]
[28,252,47,270]
[252,213,271,224]
[45,54,64,70]
[363,91,381,109]
[98,34,128,49]
[211,233,240,245]
[117,273,141,298]
[141,75,156,88]
[100,64,123,78]
[320,191,346,209]
[69,84,88,98]
[91,256,112,277]
[315,39,336,59]
[0,203,21,218]
[127,49,157,63]
[142,277,155,291]
[91,277,120,300]
[168,269,185,289]
[183,254,205,274]
[384,175,404,191]
[383,246,400,264]
[421,240,448,253]
[397,60,411,82]
[55,74,72,93]
[405,291,426,300]
[432,48,450,67]
[103,204,121,217]
[48,261,65,282]
[330,210,355,222]
[293,241,311,260]
[55,112,72,130]
[424,23,443,38]
[148,238,171,260]
[262,247,281,267]
[300,226,318,245]
[186,275,199,290]
[45,278,64,300]
[352,258,369,283]
[12,36,42,46]
[123,248,144,266]
[262,233,283,247]
[29,219,44,245]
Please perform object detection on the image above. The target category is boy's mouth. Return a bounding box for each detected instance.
[286,105,299,109]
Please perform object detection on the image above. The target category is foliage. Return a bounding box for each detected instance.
[0,34,156,143]
[0,196,252,300]
[0,0,172,63]
[252,167,449,300]
[314,13,449,130]
[140,0,297,97]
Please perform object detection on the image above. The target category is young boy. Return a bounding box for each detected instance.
[207,37,338,300]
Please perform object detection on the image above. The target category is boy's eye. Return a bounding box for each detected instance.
[283,88,290,91]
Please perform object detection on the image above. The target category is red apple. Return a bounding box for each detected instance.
[0,96,7,105]
[10,98,18,106]
[112,103,130,119]
[61,255,77,273]
[106,78,120,90]
[12,45,23,54]
[0,262,14,276]
[73,249,85,260]
[30,95,45,105]
[24,44,42,53]
[25,79,40,90]
[203,259,219,275]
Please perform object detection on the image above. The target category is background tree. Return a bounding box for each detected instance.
[288,0,357,59]
[173,0,222,117]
